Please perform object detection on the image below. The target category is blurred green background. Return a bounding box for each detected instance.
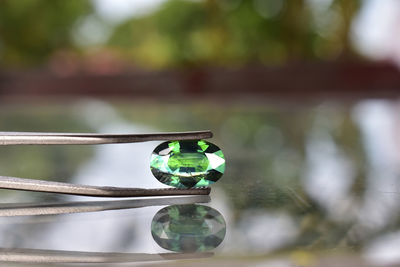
[1,1,400,266]
[0,0,363,69]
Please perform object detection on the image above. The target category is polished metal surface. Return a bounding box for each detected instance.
[0,130,213,145]
[0,176,210,197]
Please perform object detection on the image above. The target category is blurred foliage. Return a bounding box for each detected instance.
[0,0,363,69]
[0,0,92,67]
[109,0,362,68]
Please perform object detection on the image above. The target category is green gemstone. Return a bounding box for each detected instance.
[151,204,226,252]
[150,140,225,188]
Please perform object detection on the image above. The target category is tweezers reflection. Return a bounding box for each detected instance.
[0,195,210,217]
[0,248,213,263]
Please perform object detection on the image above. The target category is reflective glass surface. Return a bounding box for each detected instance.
[0,100,399,266]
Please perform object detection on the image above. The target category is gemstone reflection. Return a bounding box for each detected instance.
[151,204,226,252]
[150,140,225,188]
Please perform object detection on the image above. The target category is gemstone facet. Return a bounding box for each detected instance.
[150,140,225,188]
[151,204,226,252]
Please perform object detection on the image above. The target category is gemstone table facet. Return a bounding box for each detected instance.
[150,140,225,188]
[151,204,226,252]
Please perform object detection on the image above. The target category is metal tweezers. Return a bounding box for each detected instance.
[0,130,213,197]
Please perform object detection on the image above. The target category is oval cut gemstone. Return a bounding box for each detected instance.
[151,204,226,252]
[150,140,225,188]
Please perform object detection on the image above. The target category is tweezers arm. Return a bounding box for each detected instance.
[0,176,210,197]
[0,131,213,145]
